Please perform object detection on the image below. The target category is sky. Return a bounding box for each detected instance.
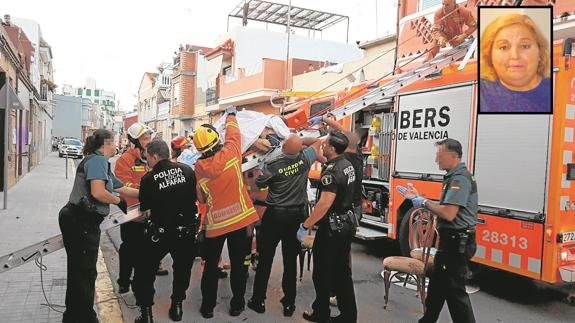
[2,0,398,112]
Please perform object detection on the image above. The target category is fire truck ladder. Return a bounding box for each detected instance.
[0,205,142,273]
[329,37,475,121]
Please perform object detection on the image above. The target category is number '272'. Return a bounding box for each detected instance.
[481,230,528,250]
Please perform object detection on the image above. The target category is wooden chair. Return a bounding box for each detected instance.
[382,207,437,310]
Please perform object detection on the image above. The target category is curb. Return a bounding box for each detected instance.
[96,248,124,323]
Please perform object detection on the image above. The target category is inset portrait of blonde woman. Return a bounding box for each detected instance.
[479,13,551,113]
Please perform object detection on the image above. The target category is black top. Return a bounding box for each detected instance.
[139,159,198,228]
[318,155,355,223]
[344,150,363,206]
[256,147,317,207]
[438,163,478,230]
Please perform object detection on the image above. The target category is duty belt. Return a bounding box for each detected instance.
[268,205,305,212]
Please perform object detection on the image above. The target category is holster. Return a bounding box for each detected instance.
[144,220,166,243]
[327,210,355,238]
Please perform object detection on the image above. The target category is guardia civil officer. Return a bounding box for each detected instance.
[298,131,358,323]
[58,129,138,323]
[247,134,321,317]
[133,140,199,323]
[401,138,477,323]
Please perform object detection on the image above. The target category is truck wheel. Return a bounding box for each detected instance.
[398,208,412,256]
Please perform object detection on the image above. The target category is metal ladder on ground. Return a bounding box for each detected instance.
[0,205,142,273]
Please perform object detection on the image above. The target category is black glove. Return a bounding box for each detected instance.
[117,197,128,214]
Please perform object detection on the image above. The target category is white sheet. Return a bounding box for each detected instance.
[213,110,290,154]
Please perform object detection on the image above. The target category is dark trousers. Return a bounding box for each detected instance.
[133,233,197,306]
[58,205,101,323]
[419,231,477,323]
[201,227,251,311]
[118,221,145,286]
[252,206,303,305]
[312,225,357,322]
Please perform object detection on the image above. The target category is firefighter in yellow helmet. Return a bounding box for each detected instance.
[194,107,259,318]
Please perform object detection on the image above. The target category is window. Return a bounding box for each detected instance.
[77,88,83,96]
[419,0,441,11]
[95,89,100,96]
[223,66,232,76]
[86,89,92,96]
[95,99,99,104]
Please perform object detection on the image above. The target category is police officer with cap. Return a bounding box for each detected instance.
[400,138,477,323]
[298,131,358,323]
[247,134,321,317]
[133,140,199,323]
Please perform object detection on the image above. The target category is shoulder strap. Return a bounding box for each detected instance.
[76,154,97,175]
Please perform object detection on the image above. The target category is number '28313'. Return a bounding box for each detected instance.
[481,230,528,250]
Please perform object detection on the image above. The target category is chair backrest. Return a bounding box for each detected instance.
[407,208,437,251]
[407,208,437,271]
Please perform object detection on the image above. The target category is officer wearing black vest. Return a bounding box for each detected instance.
[133,140,199,323]
[298,131,358,323]
[401,138,478,323]
[247,134,321,317]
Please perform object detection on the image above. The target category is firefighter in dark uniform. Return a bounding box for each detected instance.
[298,131,358,323]
[401,138,477,323]
[247,134,321,317]
[133,140,199,323]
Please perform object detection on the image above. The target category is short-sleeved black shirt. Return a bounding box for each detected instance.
[139,159,198,228]
[318,155,355,223]
[256,147,317,207]
[344,149,363,206]
[438,163,478,230]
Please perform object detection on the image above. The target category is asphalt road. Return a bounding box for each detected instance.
[100,156,575,323]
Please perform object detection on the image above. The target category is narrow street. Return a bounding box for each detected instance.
[102,226,575,322]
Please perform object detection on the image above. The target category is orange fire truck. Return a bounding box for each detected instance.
[281,34,575,286]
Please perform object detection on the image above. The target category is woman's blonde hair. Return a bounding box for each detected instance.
[480,13,550,81]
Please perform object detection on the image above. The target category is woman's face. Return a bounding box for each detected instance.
[491,24,541,91]
[102,138,116,158]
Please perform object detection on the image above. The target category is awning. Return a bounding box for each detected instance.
[0,83,24,110]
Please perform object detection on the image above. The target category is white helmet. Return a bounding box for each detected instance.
[127,123,154,148]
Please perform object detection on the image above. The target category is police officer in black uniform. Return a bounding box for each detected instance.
[298,131,358,323]
[133,140,199,323]
[402,138,477,323]
[247,134,321,317]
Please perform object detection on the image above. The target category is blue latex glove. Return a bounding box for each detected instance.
[225,106,237,116]
[297,223,308,242]
[396,184,426,208]
[411,196,426,208]
[309,116,322,125]
[258,160,266,171]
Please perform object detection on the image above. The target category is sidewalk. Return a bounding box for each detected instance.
[0,153,121,323]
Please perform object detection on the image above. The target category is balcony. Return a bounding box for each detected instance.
[215,58,286,110]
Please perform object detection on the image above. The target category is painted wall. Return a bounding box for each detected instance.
[227,27,363,73]
[53,95,82,139]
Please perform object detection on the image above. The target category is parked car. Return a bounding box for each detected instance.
[58,138,83,159]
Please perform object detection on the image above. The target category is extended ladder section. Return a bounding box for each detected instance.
[0,205,143,273]
[329,38,475,121]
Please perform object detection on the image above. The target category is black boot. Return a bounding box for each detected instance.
[169,300,183,321]
[135,306,153,323]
